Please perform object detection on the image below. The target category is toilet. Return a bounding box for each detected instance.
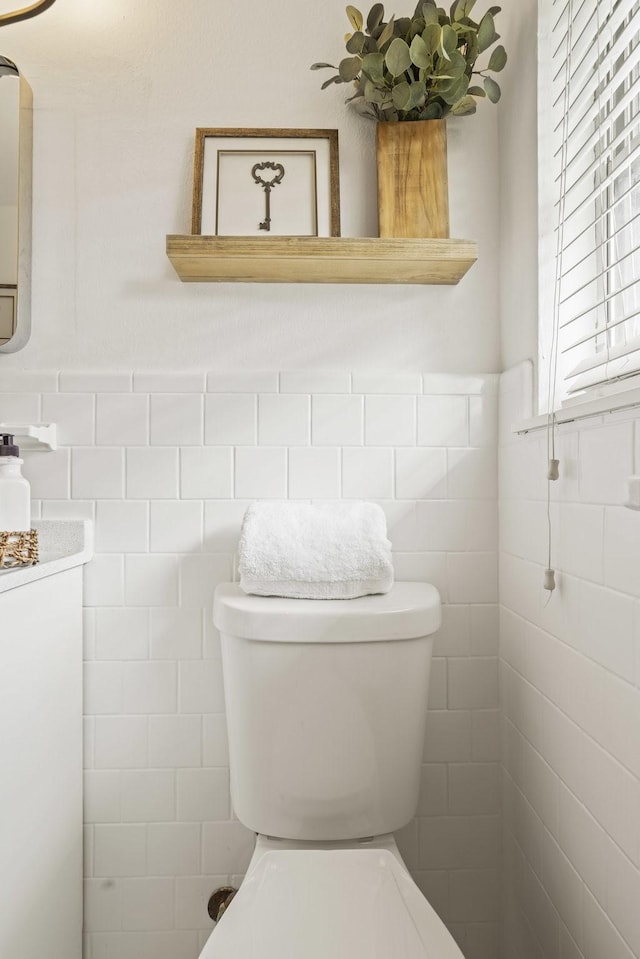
[202,581,465,959]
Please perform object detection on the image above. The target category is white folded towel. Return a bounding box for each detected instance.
[238,501,394,600]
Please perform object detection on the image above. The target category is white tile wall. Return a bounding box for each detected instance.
[1,371,499,959]
[500,363,640,959]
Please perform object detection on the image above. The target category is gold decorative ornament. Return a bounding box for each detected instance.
[0,0,57,28]
[0,529,38,569]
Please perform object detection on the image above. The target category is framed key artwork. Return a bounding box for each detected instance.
[191,128,341,238]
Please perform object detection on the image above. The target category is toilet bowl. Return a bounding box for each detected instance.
[204,582,464,958]
[200,834,464,958]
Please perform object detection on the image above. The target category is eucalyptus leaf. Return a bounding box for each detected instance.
[315,0,506,121]
[421,1,440,24]
[410,33,431,68]
[385,36,412,76]
[361,51,385,82]
[487,43,507,71]
[338,56,363,81]
[346,5,364,30]
[366,2,385,31]
[477,11,497,52]
[421,100,444,119]
[346,31,366,53]
[484,75,501,101]
[377,15,396,48]
[392,80,412,110]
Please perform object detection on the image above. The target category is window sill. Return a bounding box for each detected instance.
[515,377,640,433]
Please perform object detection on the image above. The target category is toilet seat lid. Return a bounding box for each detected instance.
[199,849,464,959]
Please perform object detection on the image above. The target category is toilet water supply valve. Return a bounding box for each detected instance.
[208,886,237,922]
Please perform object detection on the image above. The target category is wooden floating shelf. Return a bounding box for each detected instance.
[166,235,477,286]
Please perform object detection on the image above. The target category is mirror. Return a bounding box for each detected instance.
[0,56,32,352]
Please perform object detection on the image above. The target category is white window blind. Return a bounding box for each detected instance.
[541,0,640,404]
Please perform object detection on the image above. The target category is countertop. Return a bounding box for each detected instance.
[0,520,93,593]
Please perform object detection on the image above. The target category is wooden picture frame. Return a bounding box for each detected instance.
[191,128,340,238]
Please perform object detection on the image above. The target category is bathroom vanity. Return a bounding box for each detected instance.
[0,521,91,959]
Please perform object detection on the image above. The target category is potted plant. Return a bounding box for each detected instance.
[312,0,506,238]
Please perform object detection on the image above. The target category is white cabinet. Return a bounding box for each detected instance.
[0,528,88,959]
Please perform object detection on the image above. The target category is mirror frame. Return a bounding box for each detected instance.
[0,57,32,353]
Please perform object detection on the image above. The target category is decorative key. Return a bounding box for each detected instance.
[251,161,285,232]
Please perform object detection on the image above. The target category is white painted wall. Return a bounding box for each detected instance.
[0,0,499,372]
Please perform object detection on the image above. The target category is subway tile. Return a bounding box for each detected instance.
[84,878,122,931]
[42,393,95,445]
[94,825,146,878]
[352,372,421,394]
[84,662,124,715]
[448,552,498,604]
[149,500,203,553]
[126,448,179,499]
[42,499,95,520]
[471,709,501,761]
[423,709,472,762]
[123,661,177,714]
[606,840,640,955]
[120,771,176,823]
[203,500,249,552]
[150,394,203,446]
[395,448,447,499]
[21,447,70,499]
[469,394,499,447]
[448,869,500,923]
[288,447,340,499]
[203,714,229,766]
[234,447,286,498]
[121,878,175,931]
[418,815,500,870]
[417,396,468,447]
[72,448,124,499]
[60,372,131,392]
[429,657,447,709]
[417,763,447,816]
[557,503,604,583]
[601,671,640,779]
[280,371,351,393]
[179,554,232,608]
[422,373,498,395]
[448,658,499,709]
[96,393,148,446]
[469,605,499,655]
[125,555,179,607]
[179,660,225,714]
[433,605,471,656]
[95,500,149,553]
[580,422,634,505]
[95,716,148,768]
[559,783,608,907]
[84,770,121,824]
[177,768,230,822]
[447,447,497,499]
[258,394,309,445]
[576,578,635,679]
[448,764,501,815]
[148,716,202,768]
[365,395,416,446]
[95,608,149,660]
[83,555,125,607]
[205,394,256,445]
[392,553,448,598]
[604,506,640,598]
[134,372,205,393]
[206,370,278,392]
[202,821,255,874]
[0,370,57,392]
[0,391,40,423]
[311,394,363,446]
[147,823,202,877]
[180,447,232,499]
[149,608,202,659]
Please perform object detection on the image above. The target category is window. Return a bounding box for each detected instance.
[538,0,640,411]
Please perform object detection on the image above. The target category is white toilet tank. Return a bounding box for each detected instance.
[213,582,441,842]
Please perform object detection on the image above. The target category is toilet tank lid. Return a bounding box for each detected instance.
[213,582,441,643]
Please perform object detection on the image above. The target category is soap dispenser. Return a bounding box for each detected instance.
[0,434,31,532]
